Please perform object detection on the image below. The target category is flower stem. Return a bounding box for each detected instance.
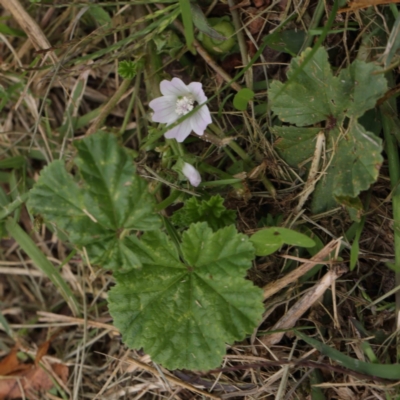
[86,78,132,136]
[208,125,276,197]
[120,68,142,136]
[227,0,251,89]
[155,189,182,212]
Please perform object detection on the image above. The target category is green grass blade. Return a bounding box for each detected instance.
[350,216,366,270]
[5,218,80,316]
[0,310,12,337]
[71,5,179,65]
[383,13,400,68]
[0,156,26,169]
[296,330,400,380]
[0,22,25,37]
[179,0,194,52]
[0,193,28,220]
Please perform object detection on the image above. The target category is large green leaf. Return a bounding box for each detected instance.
[108,222,264,370]
[27,132,161,270]
[336,60,388,119]
[330,123,382,198]
[311,123,382,213]
[269,48,337,126]
[269,47,387,212]
[273,126,321,167]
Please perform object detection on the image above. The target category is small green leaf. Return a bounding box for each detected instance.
[118,60,137,79]
[88,6,111,27]
[264,29,306,55]
[27,132,161,271]
[233,88,254,111]
[108,222,264,370]
[250,227,315,256]
[171,195,236,232]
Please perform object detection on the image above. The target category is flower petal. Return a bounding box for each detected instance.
[182,162,201,187]
[188,82,207,103]
[160,78,189,96]
[149,96,179,124]
[164,119,192,142]
[190,105,212,136]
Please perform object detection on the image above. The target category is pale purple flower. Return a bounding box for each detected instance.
[149,78,212,143]
[182,162,201,187]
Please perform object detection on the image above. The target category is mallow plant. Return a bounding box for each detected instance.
[269,47,388,215]
[27,132,315,371]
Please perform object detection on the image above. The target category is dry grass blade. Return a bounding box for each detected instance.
[294,132,325,214]
[339,0,400,12]
[0,0,57,63]
[262,238,341,300]
[37,311,117,332]
[261,264,348,346]
[122,357,222,399]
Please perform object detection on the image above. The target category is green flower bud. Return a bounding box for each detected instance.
[200,18,236,55]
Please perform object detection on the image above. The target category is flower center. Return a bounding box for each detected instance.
[175,96,195,116]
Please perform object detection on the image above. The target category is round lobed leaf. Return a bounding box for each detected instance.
[108,222,264,371]
[27,132,161,271]
[233,88,255,111]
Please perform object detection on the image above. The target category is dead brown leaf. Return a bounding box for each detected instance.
[0,363,68,400]
[34,340,50,367]
[246,7,265,35]
[0,349,21,377]
[0,335,68,400]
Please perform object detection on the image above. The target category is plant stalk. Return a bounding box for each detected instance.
[86,78,132,136]
[381,99,400,355]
